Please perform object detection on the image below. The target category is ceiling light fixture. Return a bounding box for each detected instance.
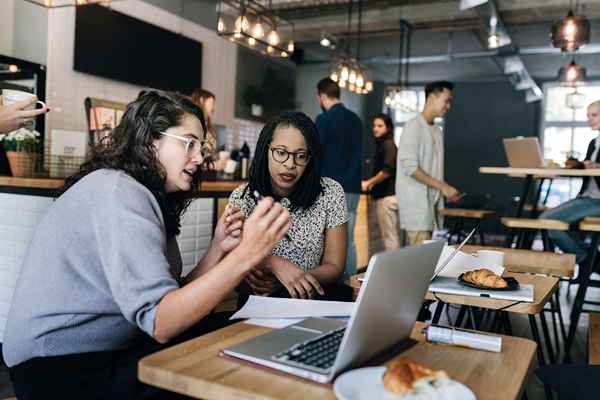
[566,87,586,109]
[558,60,586,85]
[385,20,413,108]
[22,0,116,7]
[551,4,590,52]
[216,1,295,59]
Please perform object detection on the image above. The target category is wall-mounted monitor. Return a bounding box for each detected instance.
[74,4,202,93]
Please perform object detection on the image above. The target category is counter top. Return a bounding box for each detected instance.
[0,176,244,197]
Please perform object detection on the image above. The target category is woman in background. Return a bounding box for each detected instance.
[229,111,351,302]
[362,113,402,250]
[191,88,217,164]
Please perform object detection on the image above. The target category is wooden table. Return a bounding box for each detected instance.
[139,321,536,400]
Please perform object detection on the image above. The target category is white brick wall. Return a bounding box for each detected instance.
[0,193,213,341]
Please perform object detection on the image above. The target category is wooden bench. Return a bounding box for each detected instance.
[589,313,600,365]
[501,217,569,250]
[439,208,495,245]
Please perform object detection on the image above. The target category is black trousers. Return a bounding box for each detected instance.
[8,312,233,400]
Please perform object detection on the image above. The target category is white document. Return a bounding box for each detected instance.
[231,296,355,320]
[434,246,505,278]
[50,129,88,157]
[244,318,305,329]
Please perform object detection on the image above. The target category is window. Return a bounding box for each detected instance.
[541,83,600,206]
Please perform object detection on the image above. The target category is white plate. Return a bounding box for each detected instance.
[333,367,476,400]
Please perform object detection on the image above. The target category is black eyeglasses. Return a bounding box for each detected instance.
[269,147,311,166]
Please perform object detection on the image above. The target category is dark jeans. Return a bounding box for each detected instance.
[8,312,233,400]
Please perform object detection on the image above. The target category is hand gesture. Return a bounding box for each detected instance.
[213,205,244,253]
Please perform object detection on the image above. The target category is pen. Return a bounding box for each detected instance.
[251,190,294,245]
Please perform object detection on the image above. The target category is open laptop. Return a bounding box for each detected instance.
[503,137,546,168]
[222,241,444,383]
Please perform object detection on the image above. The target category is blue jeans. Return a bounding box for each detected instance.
[540,196,600,263]
[343,192,360,280]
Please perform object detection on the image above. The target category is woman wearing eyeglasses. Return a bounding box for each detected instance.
[3,90,290,399]
[229,111,350,302]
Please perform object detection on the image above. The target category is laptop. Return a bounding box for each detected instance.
[221,241,444,383]
[503,137,546,168]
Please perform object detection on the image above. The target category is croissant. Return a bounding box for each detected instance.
[383,357,448,395]
[463,268,507,289]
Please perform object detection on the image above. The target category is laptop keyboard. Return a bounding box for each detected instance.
[272,326,346,372]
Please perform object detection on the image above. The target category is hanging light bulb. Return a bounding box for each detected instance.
[281,51,288,58]
[266,45,274,54]
[558,60,587,85]
[248,37,256,46]
[384,96,392,106]
[566,88,586,109]
[551,10,591,52]
[340,65,349,81]
[348,69,357,84]
[330,71,339,82]
[338,80,347,88]
[217,16,226,33]
[287,41,295,53]
[356,73,364,88]
[348,83,356,92]
[365,81,373,92]
[488,33,500,49]
[320,37,331,47]
[267,30,281,46]
[252,21,265,38]
[234,15,250,33]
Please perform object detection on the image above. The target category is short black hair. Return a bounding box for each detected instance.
[317,78,341,99]
[245,111,323,211]
[372,113,393,134]
[425,81,454,99]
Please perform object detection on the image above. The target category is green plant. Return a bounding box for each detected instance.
[0,128,40,153]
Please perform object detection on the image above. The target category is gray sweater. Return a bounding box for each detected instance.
[3,169,182,367]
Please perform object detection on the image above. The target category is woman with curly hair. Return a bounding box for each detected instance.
[3,90,290,399]
[229,111,351,303]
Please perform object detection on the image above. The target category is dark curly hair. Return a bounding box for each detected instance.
[62,90,206,238]
[244,111,323,212]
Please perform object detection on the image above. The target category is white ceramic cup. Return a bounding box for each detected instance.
[2,89,46,110]
[476,250,505,267]
[224,159,237,174]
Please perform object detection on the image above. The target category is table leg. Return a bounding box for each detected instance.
[529,314,547,366]
[539,311,556,363]
[506,175,534,247]
[432,301,445,324]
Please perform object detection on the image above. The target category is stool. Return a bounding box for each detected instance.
[501,217,569,250]
[564,219,600,362]
[439,208,494,245]
[589,312,600,365]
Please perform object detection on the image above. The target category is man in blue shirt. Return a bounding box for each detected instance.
[315,78,363,279]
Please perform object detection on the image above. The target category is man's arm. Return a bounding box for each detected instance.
[411,167,459,199]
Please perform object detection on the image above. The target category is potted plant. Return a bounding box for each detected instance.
[0,127,40,178]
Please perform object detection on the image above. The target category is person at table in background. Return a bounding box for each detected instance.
[0,95,49,134]
[396,81,461,246]
[190,88,218,166]
[3,90,290,400]
[315,77,363,279]
[540,100,600,265]
[362,113,402,250]
[229,111,350,302]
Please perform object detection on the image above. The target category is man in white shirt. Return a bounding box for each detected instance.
[540,100,600,263]
[396,81,461,246]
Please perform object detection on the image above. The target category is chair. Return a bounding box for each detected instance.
[589,312,600,365]
[439,208,494,245]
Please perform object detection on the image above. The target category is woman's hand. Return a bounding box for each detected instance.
[244,265,279,295]
[0,97,49,134]
[233,197,291,268]
[212,205,244,253]
[270,257,324,299]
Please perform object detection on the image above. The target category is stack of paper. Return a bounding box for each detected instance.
[231,296,355,329]
[434,245,505,278]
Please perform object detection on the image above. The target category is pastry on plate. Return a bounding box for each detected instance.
[462,268,507,289]
[382,357,448,396]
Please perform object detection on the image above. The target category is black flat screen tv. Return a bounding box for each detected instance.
[74,4,201,93]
